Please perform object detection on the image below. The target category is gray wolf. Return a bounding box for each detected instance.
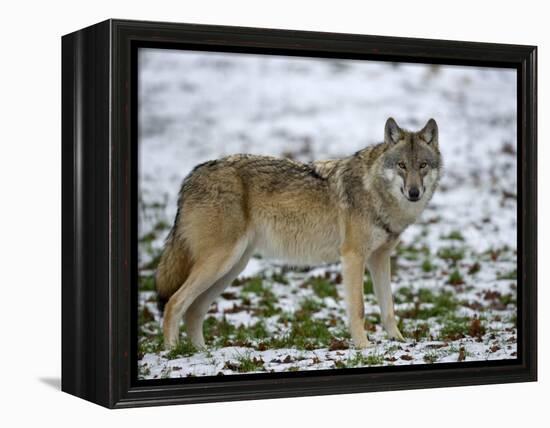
[155,118,442,350]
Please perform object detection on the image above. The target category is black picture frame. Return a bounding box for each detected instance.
[61,18,537,409]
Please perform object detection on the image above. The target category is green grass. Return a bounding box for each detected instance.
[431,291,460,312]
[189,317,272,348]
[197,297,339,351]
[204,316,236,346]
[421,259,435,272]
[239,278,282,317]
[136,220,517,375]
[437,247,465,264]
[308,277,338,299]
[138,269,496,362]
[397,289,460,320]
[241,278,264,294]
[235,321,269,342]
[395,286,415,304]
[257,289,281,317]
[141,199,168,210]
[138,334,164,357]
[441,231,465,241]
[153,219,170,231]
[398,244,429,261]
[384,344,401,356]
[481,246,513,262]
[423,350,440,364]
[165,338,197,359]
[439,315,471,341]
[448,269,465,286]
[365,312,381,325]
[417,288,436,302]
[427,290,465,311]
[407,322,431,341]
[499,293,517,306]
[139,275,155,291]
[268,317,333,350]
[363,276,374,295]
[139,231,157,244]
[270,272,289,285]
[295,298,324,318]
[343,351,385,368]
[234,353,265,372]
[497,269,517,280]
[267,298,334,349]
[138,218,170,271]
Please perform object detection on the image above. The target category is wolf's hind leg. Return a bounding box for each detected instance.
[342,250,371,348]
[162,239,248,350]
[184,250,252,349]
[367,247,405,341]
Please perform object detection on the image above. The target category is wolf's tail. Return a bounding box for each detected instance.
[155,236,193,314]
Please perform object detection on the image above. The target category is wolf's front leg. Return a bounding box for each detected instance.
[342,251,372,348]
[367,247,405,341]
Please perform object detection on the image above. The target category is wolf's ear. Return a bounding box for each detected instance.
[420,119,438,146]
[384,117,403,144]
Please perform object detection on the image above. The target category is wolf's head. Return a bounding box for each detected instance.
[381,118,442,203]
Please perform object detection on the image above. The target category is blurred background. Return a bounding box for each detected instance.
[137,48,518,379]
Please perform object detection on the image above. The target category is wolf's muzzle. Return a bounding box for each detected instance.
[407,186,420,201]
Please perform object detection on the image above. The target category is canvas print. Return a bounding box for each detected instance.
[137,48,517,380]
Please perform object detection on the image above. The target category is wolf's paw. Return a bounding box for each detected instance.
[352,336,374,349]
[388,327,405,342]
[163,336,179,351]
[164,342,176,351]
[192,342,207,352]
[382,318,406,342]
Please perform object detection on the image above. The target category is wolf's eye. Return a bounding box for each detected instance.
[397,162,406,169]
[419,162,428,169]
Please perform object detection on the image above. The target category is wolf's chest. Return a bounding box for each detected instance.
[254,219,342,265]
[385,197,428,233]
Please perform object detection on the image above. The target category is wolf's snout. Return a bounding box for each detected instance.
[408,187,420,201]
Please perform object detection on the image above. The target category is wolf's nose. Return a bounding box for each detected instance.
[408,187,420,200]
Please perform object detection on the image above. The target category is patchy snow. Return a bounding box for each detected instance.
[137,48,517,379]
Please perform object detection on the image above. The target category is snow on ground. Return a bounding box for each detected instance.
[137,48,517,379]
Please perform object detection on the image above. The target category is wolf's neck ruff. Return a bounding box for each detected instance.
[373,214,401,239]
